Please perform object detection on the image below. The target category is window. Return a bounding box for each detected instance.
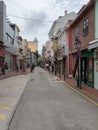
[75,27,79,38]
[74,27,80,45]
[83,19,89,37]
[6,33,14,45]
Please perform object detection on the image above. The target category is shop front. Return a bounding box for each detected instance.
[57,45,68,79]
[0,47,6,74]
[81,50,94,88]
[57,46,65,78]
[88,39,98,90]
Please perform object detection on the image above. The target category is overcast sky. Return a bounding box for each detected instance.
[4,0,89,53]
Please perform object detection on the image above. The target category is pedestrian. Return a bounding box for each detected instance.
[4,62,8,74]
[31,63,34,72]
[75,68,79,87]
[52,64,54,73]
[0,67,2,75]
[1,66,5,74]
[20,64,22,71]
[49,65,51,72]
[16,64,18,72]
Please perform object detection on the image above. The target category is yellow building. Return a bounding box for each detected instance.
[28,37,38,53]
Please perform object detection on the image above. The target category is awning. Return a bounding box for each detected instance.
[88,39,98,50]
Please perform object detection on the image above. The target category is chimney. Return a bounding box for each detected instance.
[65,10,67,16]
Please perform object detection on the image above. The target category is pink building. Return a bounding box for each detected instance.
[66,20,73,77]
[45,41,51,58]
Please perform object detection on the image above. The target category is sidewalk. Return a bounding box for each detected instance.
[65,77,98,101]
[0,68,30,80]
[0,70,31,130]
[48,70,98,102]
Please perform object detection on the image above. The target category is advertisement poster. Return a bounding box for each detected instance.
[88,58,93,69]
[88,58,93,82]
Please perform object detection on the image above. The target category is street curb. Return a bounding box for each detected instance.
[5,73,32,130]
[0,72,30,80]
[5,90,24,130]
[47,70,98,106]
[64,81,98,106]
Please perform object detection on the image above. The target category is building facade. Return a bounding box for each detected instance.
[0,1,6,74]
[0,1,19,72]
[88,0,98,90]
[70,0,95,88]
[28,37,38,65]
[49,11,77,78]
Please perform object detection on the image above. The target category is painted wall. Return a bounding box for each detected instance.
[0,1,6,43]
[5,52,11,71]
[95,0,98,38]
[94,59,98,89]
[45,41,51,58]
[48,11,77,39]
[94,0,98,89]
[28,42,38,53]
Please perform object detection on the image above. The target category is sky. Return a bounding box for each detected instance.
[3,0,89,53]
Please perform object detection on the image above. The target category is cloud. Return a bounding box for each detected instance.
[23,11,47,35]
[4,0,90,50]
[46,0,89,13]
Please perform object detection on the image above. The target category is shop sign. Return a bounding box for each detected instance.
[57,57,63,60]
[81,59,85,81]
[59,48,64,57]
[53,41,58,51]
[77,49,81,58]
[64,45,69,56]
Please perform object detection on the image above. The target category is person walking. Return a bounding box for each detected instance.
[52,64,54,73]
[31,63,34,72]
[16,64,19,72]
[20,64,22,71]
[75,67,79,87]
[4,62,8,74]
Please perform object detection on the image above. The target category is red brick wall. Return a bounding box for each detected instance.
[72,5,95,51]
[66,20,73,75]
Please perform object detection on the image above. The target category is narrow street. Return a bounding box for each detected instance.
[9,67,98,130]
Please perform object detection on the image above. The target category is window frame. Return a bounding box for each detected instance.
[83,19,89,37]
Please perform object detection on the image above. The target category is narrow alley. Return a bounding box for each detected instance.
[9,67,98,130]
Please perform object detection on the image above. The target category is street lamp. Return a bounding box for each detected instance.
[75,36,81,89]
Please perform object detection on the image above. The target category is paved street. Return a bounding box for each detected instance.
[0,73,31,130]
[9,67,98,130]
